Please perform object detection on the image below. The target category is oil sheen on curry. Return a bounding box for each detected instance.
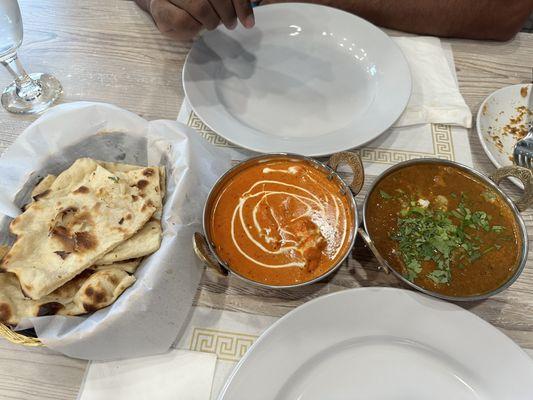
[209,158,354,286]
[366,163,521,297]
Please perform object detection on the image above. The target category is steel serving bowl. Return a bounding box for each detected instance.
[193,151,364,289]
[359,158,533,302]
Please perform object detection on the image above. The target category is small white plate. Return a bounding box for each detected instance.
[476,83,532,187]
[183,3,411,156]
[218,288,533,400]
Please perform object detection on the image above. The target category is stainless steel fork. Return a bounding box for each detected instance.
[513,87,533,168]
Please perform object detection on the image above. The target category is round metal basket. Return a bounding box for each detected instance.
[0,323,42,346]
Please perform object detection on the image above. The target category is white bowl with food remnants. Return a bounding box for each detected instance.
[476,83,532,187]
[183,3,411,156]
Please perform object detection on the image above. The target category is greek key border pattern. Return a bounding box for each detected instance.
[187,112,456,163]
[187,112,237,148]
[189,327,257,362]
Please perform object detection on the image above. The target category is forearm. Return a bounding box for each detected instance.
[262,0,533,41]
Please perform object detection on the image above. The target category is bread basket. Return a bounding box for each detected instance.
[0,323,42,346]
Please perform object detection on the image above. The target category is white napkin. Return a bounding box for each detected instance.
[392,36,472,128]
[77,349,217,400]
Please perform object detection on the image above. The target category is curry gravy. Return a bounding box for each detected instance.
[366,163,522,297]
[209,158,354,286]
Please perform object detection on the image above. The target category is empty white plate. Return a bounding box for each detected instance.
[183,3,411,156]
[218,288,533,399]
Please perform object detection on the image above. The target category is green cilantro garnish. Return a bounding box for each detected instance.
[108,176,120,183]
[380,190,392,199]
[391,198,504,285]
[481,191,497,202]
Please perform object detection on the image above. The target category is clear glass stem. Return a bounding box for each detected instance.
[1,52,42,101]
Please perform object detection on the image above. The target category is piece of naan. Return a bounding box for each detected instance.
[1,160,158,299]
[0,268,135,326]
[94,164,163,264]
[96,219,161,265]
[24,162,164,265]
[32,174,56,198]
[92,258,141,274]
[21,174,57,212]
[58,269,135,316]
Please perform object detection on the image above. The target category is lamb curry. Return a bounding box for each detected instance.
[365,162,522,297]
[208,157,355,286]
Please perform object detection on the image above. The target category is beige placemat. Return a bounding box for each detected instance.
[174,306,277,399]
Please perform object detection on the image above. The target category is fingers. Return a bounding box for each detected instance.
[171,0,221,31]
[149,0,254,42]
[232,0,254,28]
[149,0,202,41]
[208,0,238,29]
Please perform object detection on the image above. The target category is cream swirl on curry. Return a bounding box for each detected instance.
[209,158,354,286]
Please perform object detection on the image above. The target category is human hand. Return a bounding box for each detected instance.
[135,0,255,41]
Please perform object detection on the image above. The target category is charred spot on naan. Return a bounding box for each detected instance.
[37,301,64,317]
[84,285,106,304]
[73,186,89,194]
[77,269,135,313]
[50,228,98,253]
[0,302,12,324]
[32,189,51,202]
[141,200,154,213]
[132,179,149,190]
[49,208,98,253]
[54,250,71,260]
[142,168,155,177]
[83,287,110,312]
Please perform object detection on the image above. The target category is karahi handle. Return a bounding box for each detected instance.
[489,165,533,212]
[193,232,228,276]
[327,151,364,195]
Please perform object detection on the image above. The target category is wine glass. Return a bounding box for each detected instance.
[0,0,62,114]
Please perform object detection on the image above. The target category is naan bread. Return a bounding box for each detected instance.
[95,163,164,263]
[0,268,135,326]
[24,163,165,265]
[99,161,166,210]
[31,174,56,200]
[58,269,135,315]
[92,258,141,274]
[96,220,161,265]
[28,162,165,265]
[0,246,135,325]
[0,245,8,259]
[1,160,157,299]
[21,174,57,212]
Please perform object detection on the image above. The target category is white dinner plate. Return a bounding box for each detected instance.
[476,83,532,188]
[218,288,533,400]
[183,4,411,156]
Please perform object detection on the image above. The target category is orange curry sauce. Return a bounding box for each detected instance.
[209,158,355,286]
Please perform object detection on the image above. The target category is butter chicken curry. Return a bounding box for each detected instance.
[208,158,355,286]
[366,163,521,297]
